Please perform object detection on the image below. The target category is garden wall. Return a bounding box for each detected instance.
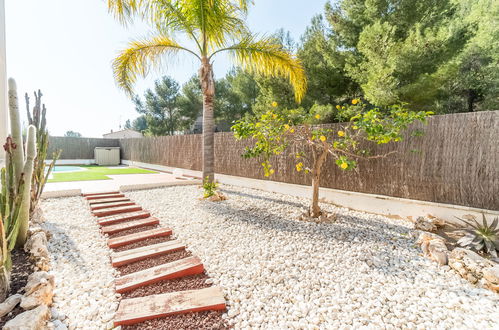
[48,136,120,160]
[119,111,499,211]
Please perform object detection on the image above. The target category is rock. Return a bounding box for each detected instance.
[0,294,23,317]
[24,231,50,271]
[20,271,55,310]
[25,231,49,259]
[31,206,46,224]
[482,265,499,293]
[414,216,437,232]
[53,319,68,330]
[3,304,50,330]
[208,192,227,202]
[425,215,446,228]
[417,232,448,265]
[448,248,494,286]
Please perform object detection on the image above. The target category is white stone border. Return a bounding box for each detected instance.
[122,159,499,226]
[120,180,201,192]
[41,189,82,199]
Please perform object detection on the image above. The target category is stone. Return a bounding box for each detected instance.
[482,265,499,293]
[24,231,50,271]
[208,192,227,202]
[414,216,437,232]
[0,294,23,317]
[448,248,494,286]
[20,271,55,310]
[425,215,445,228]
[3,304,50,330]
[31,206,46,224]
[417,232,448,265]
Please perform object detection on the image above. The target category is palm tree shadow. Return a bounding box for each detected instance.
[219,188,304,208]
[200,192,439,279]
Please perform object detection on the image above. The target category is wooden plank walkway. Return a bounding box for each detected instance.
[93,205,143,217]
[115,256,204,293]
[81,190,226,327]
[98,211,151,226]
[88,197,131,205]
[114,287,226,326]
[101,217,159,235]
[108,227,172,248]
[111,240,185,267]
[91,201,135,211]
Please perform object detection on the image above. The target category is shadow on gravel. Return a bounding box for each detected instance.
[219,188,304,208]
[43,222,88,270]
[201,192,428,279]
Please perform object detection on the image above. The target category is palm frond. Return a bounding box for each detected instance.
[212,34,307,102]
[181,0,247,52]
[107,0,141,25]
[113,34,199,95]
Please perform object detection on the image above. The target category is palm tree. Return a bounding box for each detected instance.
[108,0,307,182]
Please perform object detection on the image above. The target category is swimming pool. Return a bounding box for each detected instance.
[52,166,86,173]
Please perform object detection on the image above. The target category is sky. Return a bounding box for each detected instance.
[5,0,327,137]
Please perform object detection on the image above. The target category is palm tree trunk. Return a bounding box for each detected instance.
[199,57,216,182]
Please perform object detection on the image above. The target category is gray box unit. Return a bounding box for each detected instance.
[94,147,120,166]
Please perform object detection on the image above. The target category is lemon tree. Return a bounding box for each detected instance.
[232,100,432,218]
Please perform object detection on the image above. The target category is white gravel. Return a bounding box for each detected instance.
[41,197,119,330]
[127,185,499,330]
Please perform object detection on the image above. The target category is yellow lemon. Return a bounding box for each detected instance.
[315,114,321,119]
[336,105,341,110]
[338,130,345,137]
[320,135,326,142]
[340,162,348,169]
[352,99,359,105]
[272,101,278,107]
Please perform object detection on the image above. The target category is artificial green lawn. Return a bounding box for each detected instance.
[48,166,157,183]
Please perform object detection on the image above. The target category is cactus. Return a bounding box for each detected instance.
[25,90,60,214]
[15,126,36,247]
[4,78,37,247]
[0,137,29,300]
[7,79,24,189]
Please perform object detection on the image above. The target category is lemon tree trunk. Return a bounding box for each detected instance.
[310,149,328,218]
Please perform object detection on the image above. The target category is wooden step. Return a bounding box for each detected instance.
[93,205,143,217]
[82,191,120,197]
[108,227,172,248]
[91,201,136,211]
[88,197,131,205]
[86,193,125,201]
[114,286,226,326]
[98,211,151,226]
[115,256,204,293]
[101,217,158,235]
[111,240,185,267]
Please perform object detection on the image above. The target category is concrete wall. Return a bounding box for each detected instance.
[0,0,7,164]
[122,160,499,226]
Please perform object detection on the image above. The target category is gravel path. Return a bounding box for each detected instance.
[42,197,119,330]
[127,185,499,329]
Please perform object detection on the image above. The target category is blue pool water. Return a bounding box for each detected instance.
[52,166,84,172]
